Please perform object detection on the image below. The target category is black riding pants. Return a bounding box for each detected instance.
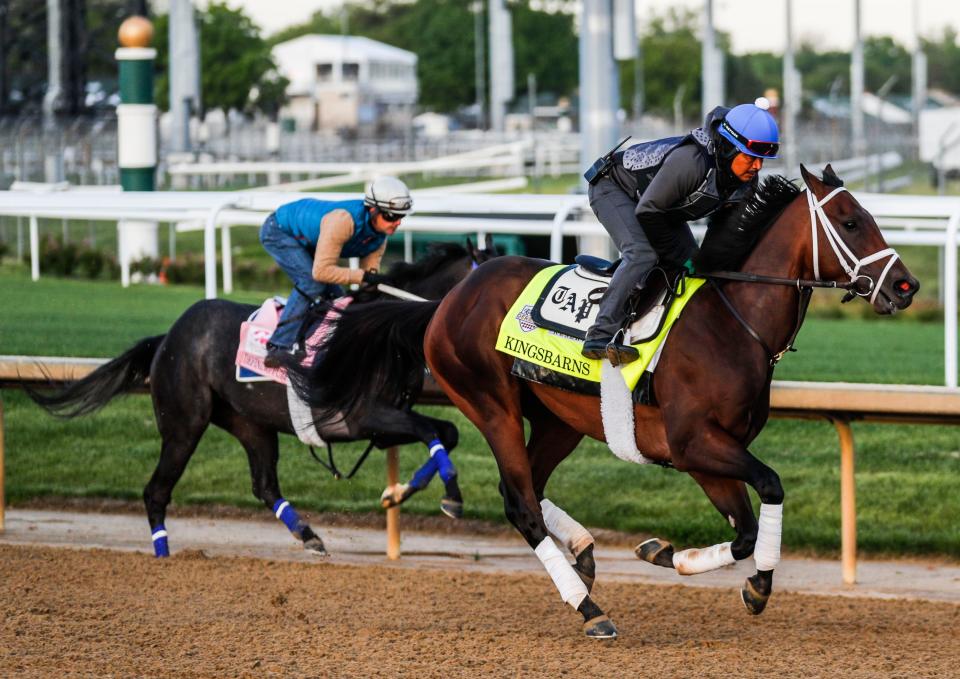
[585,177,659,341]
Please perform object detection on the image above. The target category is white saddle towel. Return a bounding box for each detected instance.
[286,383,326,447]
[599,361,653,465]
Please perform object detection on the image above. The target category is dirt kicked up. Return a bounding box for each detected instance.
[1,543,957,679]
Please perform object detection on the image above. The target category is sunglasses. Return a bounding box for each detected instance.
[379,210,404,222]
[721,120,780,158]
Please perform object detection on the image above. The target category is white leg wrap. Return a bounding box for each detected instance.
[534,536,589,609]
[671,541,735,575]
[754,502,783,572]
[541,499,594,557]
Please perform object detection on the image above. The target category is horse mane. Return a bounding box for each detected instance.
[287,299,440,421]
[694,174,802,272]
[384,242,469,285]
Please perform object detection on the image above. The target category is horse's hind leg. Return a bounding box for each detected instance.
[438,383,615,638]
[526,400,594,592]
[227,416,327,555]
[145,397,211,557]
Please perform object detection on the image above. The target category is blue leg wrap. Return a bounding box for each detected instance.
[272,498,304,535]
[409,457,439,489]
[151,524,169,558]
[429,439,457,484]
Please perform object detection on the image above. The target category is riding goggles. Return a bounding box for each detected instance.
[379,209,405,222]
[720,120,780,158]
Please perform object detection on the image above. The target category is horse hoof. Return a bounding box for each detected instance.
[303,536,328,557]
[740,576,770,615]
[440,497,463,520]
[583,615,618,640]
[380,483,410,509]
[636,538,675,569]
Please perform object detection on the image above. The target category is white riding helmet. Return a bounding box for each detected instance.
[364,176,413,216]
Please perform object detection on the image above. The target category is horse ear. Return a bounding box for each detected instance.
[822,163,844,187]
[799,163,819,190]
[466,237,477,257]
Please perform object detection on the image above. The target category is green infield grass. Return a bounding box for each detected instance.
[1,266,958,557]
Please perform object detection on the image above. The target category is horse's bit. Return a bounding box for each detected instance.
[806,186,900,304]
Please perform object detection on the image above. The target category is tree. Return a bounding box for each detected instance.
[631,8,702,119]
[726,51,781,105]
[510,0,577,103]
[922,27,960,96]
[153,2,288,115]
[864,36,910,96]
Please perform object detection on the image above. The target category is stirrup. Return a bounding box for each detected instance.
[605,341,639,367]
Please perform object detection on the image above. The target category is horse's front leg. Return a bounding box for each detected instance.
[638,426,783,615]
[233,419,328,555]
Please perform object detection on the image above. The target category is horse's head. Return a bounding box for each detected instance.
[378,240,503,301]
[800,164,919,314]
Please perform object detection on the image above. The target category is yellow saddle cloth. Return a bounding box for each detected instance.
[495,264,705,391]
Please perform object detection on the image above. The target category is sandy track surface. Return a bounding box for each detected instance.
[2,543,958,679]
[1,509,959,678]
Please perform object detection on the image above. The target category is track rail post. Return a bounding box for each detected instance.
[0,395,6,533]
[386,447,400,559]
[834,419,857,584]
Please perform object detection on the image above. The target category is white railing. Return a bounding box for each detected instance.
[1,187,959,386]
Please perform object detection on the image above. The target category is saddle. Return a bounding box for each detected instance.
[235,296,352,384]
[531,255,685,345]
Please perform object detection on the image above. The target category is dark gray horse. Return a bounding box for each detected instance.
[29,241,499,557]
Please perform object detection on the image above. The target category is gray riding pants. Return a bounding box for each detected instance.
[585,177,659,341]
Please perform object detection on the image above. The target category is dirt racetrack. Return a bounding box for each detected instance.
[2,541,958,679]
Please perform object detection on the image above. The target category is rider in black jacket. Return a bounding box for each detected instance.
[581,102,781,364]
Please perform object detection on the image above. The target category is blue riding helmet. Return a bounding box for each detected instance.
[717,104,780,159]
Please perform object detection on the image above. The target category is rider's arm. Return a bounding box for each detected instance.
[634,145,705,265]
[311,210,365,285]
[358,241,387,274]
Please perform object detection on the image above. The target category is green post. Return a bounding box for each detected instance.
[115,16,159,286]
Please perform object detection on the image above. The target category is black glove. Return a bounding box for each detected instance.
[361,270,389,289]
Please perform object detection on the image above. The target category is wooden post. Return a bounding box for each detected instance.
[385,446,400,560]
[0,395,6,533]
[835,420,857,585]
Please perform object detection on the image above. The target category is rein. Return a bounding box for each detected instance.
[308,440,376,480]
[707,279,813,367]
[693,270,860,291]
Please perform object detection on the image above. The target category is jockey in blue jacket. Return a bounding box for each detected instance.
[581,102,781,365]
[260,176,413,368]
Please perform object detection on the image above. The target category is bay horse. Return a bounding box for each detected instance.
[28,241,499,557]
[289,166,918,638]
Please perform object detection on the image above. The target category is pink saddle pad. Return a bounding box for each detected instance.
[235,296,352,384]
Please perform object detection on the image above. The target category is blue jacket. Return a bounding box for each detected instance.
[274,199,386,257]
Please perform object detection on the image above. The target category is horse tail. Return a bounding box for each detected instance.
[26,335,164,418]
[288,299,440,421]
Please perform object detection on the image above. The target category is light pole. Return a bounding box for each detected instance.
[851,0,865,158]
[782,0,799,175]
[472,1,486,130]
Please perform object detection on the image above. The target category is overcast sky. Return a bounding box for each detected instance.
[195,0,960,54]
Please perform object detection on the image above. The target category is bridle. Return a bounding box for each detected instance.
[698,182,901,366]
[806,186,900,304]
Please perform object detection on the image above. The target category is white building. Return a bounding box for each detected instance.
[272,35,418,134]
